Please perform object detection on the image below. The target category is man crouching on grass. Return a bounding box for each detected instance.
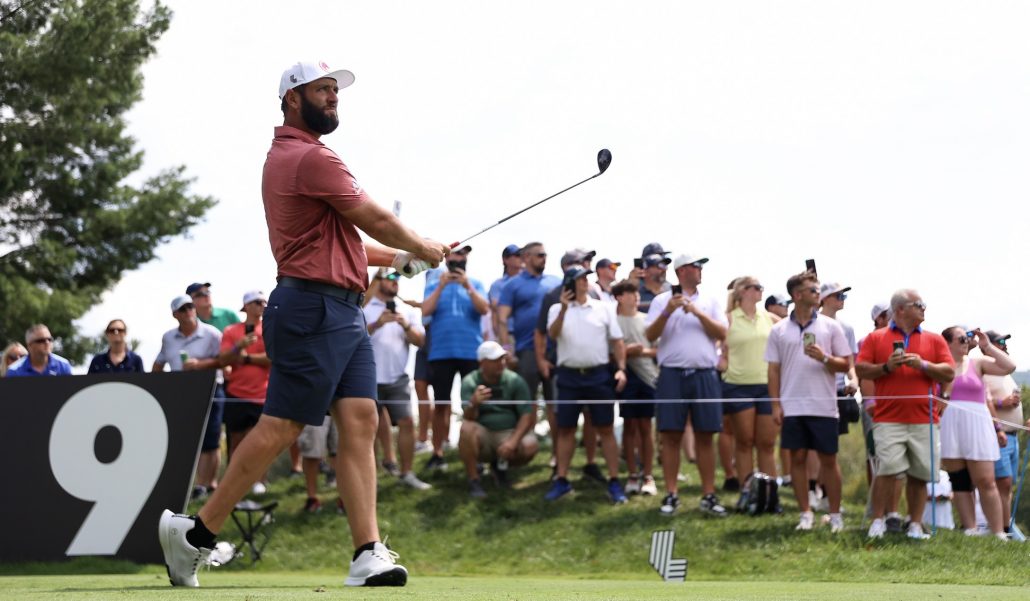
[158,60,449,588]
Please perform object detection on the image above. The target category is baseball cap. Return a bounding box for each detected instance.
[819,282,852,302]
[643,254,672,268]
[476,340,507,361]
[573,247,596,261]
[185,282,211,296]
[502,244,521,258]
[240,290,267,310]
[450,244,472,255]
[278,60,355,99]
[563,265,593,281]
[986,330,1011,345]
[870,302,890,321]
[560,249,585,267]
[672,254,709,270]
[596,258,620,269]
[764,294,792,309]
[170,295,194,312]
[641,242,670,257]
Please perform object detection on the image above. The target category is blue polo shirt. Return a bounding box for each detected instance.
[87,349,145,373]
[490,272,518,332]
[424,277,486,361]
[499,271,561,352]
[6,353,72,377]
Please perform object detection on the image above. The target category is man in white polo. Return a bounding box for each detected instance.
[767,271,852,533]
[545,265,628,504]
[645,253,728,517]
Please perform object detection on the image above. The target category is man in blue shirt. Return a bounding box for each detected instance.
[489,244,523,337]
[496,242,561,397]
[421,245,489,471]
[6,324,72,377]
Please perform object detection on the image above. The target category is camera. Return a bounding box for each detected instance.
[385,300,396,313]
[446,259,466,273]
[244,324,255,335]
[892,340,905,356]
[671,284,682,295]
[633,258,644,269]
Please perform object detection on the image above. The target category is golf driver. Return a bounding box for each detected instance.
[453,148,612,248]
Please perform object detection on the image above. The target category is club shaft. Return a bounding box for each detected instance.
[456,172,600,247]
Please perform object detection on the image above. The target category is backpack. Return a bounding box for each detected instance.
[745,472,781,516]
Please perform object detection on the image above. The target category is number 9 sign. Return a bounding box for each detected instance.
[49,382,168,555]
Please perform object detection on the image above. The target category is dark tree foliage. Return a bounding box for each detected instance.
[0,0,215,362]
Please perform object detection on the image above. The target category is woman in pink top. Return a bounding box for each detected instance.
[939,327,1015,538]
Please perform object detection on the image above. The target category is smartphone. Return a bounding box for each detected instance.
[563,277,576,294]
[892,340,905,356]
[633,257,644,269]
[805,259,817,275]
[446,260,461,273]
[671,284,682,295]
[803,332,816,347]
[385,300,397,313]
[489,387,503,401]
[244,323,255,335]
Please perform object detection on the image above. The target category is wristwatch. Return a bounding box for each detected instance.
[822,356,830,365]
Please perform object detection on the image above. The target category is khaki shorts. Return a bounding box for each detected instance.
[470,423,535,466]
[872,422,940,482]
[297,416,338,459]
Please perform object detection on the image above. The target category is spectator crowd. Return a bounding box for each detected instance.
[2,242,1026,540]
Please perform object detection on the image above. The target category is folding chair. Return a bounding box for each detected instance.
[230,499,278,562]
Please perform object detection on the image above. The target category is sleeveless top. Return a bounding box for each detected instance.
[950,361,985,403]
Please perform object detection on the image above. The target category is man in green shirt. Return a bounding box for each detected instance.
[187,282,241,332]
[459,341,538,498]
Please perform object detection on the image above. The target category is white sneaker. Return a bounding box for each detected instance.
[829,513,844,533]
[624,475,641,495]
[413,440,432,455]
[640,475,658,496]
[158,510,211,587]
[251,481,267,495]
[345,541,408,587]
[867,518,886,539]
[906,522,930,540]
[796,510,815,531]
[399,472,432,490]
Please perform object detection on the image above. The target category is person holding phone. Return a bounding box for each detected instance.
[219,290,271,493]
[765,272,851,532]
[938,326,1015,538]
[363,269,430,491]
[855,289,955,540]
[645,253,728,516]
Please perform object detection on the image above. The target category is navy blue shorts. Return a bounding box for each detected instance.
[781,415,839,455]
[201,385,225,451]
[618,369,655,419]
[721,382,772,416]
[655,367,722,433]
[263,285,377,426]
[556,366,616,428]
[414,326,430,381]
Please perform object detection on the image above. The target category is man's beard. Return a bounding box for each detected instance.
[300,92,340,135]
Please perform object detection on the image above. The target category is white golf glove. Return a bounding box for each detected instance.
[392,252,430,278]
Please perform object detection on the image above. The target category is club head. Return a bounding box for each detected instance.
[597,148,612,174]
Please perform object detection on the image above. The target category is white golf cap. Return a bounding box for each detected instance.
[672,253,709,270]
[240,290,267,311]
[819,282,852,302]
[170,294,193,312]
[477,341,507,362]
[278,60,355,99]
[870,301,890,321]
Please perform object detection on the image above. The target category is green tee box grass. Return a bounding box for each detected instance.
[1,574,1028,601]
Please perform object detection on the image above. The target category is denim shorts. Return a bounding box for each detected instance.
[263,285,377,426]
[654,367,722,433]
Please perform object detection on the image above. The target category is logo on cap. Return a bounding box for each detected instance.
[290,74,297,83]
[319,61,330,71]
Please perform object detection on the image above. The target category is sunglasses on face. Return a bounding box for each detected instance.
[30,337,53,345]
[531,252,547,258]
[106,327,126,334]
[835,293,848,301]
[746,284,764,292]
[5,353,25,362]
[177,304,195,313]
[906,301,927,310]
[956,336,968,344]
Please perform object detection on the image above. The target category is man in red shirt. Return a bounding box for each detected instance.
[160,60,449,588]
[855,289,954,540]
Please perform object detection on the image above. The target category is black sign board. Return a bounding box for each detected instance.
[0,372,214,563]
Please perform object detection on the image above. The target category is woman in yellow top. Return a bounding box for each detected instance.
[720,276,780,504]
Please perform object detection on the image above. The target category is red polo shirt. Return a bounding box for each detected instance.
[856,323,953,424]
[262,126,370,291]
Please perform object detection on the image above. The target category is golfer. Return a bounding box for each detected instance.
[159,60,449,588]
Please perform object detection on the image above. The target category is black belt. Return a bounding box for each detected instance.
[277,276,364,305]
[559,365,606,375]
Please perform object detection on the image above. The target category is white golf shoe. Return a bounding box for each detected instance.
[158,509,212,587]
[345,541,408,587]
